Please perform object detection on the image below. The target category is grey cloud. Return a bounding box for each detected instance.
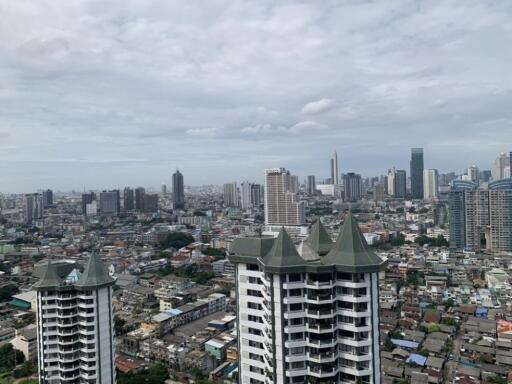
[301,98,335,114]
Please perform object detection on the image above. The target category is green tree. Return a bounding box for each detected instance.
[117,364,169,384]
[114,315,127,336]
[0,344,25,373]
[0,285,19,301]
[159,232,194,250]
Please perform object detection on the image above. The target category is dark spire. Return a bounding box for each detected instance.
[261,228,305,272]
[75,253,115,289]
[34,261,62,290]
[304,219,333,256]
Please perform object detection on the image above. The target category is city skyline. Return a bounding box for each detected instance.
[1,1,512,191]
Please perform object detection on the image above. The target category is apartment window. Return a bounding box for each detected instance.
[288,274,302,282]
[248,315,262,323]
[248,327,262,336]
[289,346,304,355]
[247,289,263,298]
[289,303,302,312]
[289,332,305,341]
[247,264,259,271]
[288,289,302,297]
[289,361,305,370]
[248,302,262,310]
[248,276,261,285]
[289,318,303,326]
[337,272,352,281]
[248,340,263,349]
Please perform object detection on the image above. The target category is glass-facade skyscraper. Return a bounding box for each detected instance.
[172,170,185,209]
[410,148,424,199]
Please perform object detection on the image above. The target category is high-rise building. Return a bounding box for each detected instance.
[423,169,439,199]
[123,187,134,211]
[374,184,385,202]
[449,178,512,252]
[172,170,185,209]
[467,165,479,183]
[307,175,316,196]
[135,187,145,211]
[161,184,167,196]
[34,255,116,383]
[448,180,479,249]
[290,175,300,193]
[493,152,510,181]
[42,189,53,208]
[81,192,95,216]
[479,170,492,183]
[395,170,407,198]
[223,182,239,207]
[251,184,263,208]
[25,194,43,225]
[143,193,159,213]
[229,214,385,384]
[343,172,362,202]
[331,150,339,185]
[240,182,253,210]
[410,148,424,199]
[99,190,120,216]
[264,168,305,226]
[387,169,395,197]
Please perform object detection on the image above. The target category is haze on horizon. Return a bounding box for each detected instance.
[1,0,512,193]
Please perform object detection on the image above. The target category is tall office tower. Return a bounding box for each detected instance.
[374,184,385,202]
[42,189,53,208]
[161,184,167,196]
[307,175,316,196]
[229,214,385,384]
[330,150,339,185]
[241,182,253,210]
[264,168,305,226]
[290,175,300,193]
[467,165,479,182]
[99,190,120,216]
[410,148,424,199]
[123,187,134,211]
[143,194,159,213]
[448,180,479,249]
[135,187,146,211]
[423,169,439,199]
[223,183,240,207]
[494,152,510,180]
[81,192,95,215]
[479,170,492,183]
[394,170,407,198]
[34,255,116,384]
[387,169,395,196]
[251,184,263,208]
[172,170,185,209]
[25,194,43,225]
[343,172,362,202]
[488,179,512,252]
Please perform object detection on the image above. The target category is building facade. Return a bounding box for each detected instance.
[229,214,385,384]
[34,255,116,384]
[343,173,362,202]
[264,168,305,226]
[172,170,185,209]
[331,151,339,185]
[410,148,424,199]
[224,182,240,208]
[307,176,316,196]
[423,169,439,199]
[123,187,134,211]
[99,190,120,216]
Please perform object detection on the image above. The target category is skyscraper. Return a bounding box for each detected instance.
[240,181,253,210]
[423,169,439,199]
[99,190,120,216]
[493,152,510,180]
[143,193,159,213]
[25,193,43,225]
[229,214,385,384]
[467,165,479,183]
[81,192,95,216]
[251,184,263,208]
[34,255,116,383]
[448,180,479,249]
[123,187,134,211]
[172,170,185,209]
[134,187,145,211]
[343,172,362,202]
[223,182,239,207]
[410,148,424,199]
[264,168,305,226]
[290,175,300,193]
[374,184,385,202]
[387,169,395,196]
[395,170,407,198]
[42,189,53,208]
[307,175,316,196]
[330,150,339,185]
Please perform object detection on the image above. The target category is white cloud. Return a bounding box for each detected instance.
[301,98,335,114]
[186,127,217,137]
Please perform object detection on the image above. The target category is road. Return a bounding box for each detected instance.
[444,332,463,384]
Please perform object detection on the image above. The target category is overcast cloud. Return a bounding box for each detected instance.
[1,0,512,192]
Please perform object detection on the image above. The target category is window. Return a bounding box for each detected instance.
[288,274,302,282]
[247,264,259,271]
[248,302,262,310]
[288,289,302,297]
[289,303,302,312]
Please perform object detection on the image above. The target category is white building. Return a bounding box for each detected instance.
[34,255,116,384]
[229,213,385,384]
[264,168,305,226]
[494,152,510,181]
[331,150,339,185]
[423,169,439,199]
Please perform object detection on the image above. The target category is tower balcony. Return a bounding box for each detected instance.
[306,294,334,305]
[306,280,335,289]
[307,365,338,378]
[306,308,335,319]
[307,351,337,363]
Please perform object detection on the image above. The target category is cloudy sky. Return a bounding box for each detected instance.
[1,0,511,192]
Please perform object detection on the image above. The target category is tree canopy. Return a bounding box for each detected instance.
[159,232,194,250]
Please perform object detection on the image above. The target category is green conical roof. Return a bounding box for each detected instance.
[261,228,305,273]
[34,261,62,290]
[75,253,115,289]
[323,212,384,272]
[305,219,333,256]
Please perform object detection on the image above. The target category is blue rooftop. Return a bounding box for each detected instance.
[391,339,419,349]
[165,308,183,316]
[475,307,488,318]
[407,353,427,366]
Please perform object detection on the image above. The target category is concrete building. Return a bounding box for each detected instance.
[494,152,510,181]
[99,190,120,216]
[42,189,53,208]
[307,176,316,196]
[223,183,239,208]
[135,187,145,211]
[25,193,43,225]
[34,255,116,384]
[387,169,406,198]
[143,193,159,213]
[423,169,439,199]
[172,170,185,209]
[331,150,339,185]
[410,148,424,199]
[229,213,385,384]
[11,326,37,361]
[264,168,305,226]
[123,187,134,211]
[81,192,95,216]
[343,173,363,202]
[240,181,253,210]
